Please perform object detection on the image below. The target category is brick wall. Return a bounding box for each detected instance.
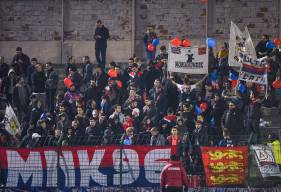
[213,0,279,39]
[63,0,132,40]
[135,0,206,40]
[0,0,62,41]
[0,0,280,63]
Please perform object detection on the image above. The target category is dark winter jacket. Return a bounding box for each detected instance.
[221,109,244,135]
[0,63,9,78]
[94,26,110,48]
[27,65,35,87]
[11,53,31,77]
[12,84,30,109]
[82,62,94,83]
[46,69,58,90]
[31,71,46,93]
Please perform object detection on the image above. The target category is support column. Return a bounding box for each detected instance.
[279,0,281,38]
[206,0,215,38]
[131,0,136,56]
[60,0,64,65]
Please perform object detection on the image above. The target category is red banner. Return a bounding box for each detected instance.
[201,146,248,186]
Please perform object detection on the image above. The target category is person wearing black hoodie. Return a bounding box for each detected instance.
[0,69,17,104]
[94,20,109,68]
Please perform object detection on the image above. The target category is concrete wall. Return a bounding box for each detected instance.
[0,0,280,64]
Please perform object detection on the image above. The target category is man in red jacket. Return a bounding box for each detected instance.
[160,155,188,192]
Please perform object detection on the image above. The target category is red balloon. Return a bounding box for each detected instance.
[170,38,182,46]
[182,39,191,47]
[272,79,281,89]
[108,69,117,78]
[231,80,238,88]
[64,77,73,89]
[147,44,155,52]
[200,102,208,112]
[273,38,281,46]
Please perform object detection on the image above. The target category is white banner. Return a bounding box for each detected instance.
[168,45,208,74]
[252,145,281,178]
[228,21,256,67]
[5,104,20,135]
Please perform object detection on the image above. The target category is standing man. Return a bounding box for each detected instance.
[12,76,30,123]
[160,155,188,192]
[31,63,46,110]
[94,20,109,69]
[27,58,38,88]
[11,47,31,78]
[45,62,58,113]
[82,56,93,86]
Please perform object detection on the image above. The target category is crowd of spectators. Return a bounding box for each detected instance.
[0,33,280,174]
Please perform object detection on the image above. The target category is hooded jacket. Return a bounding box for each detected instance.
[0,69,17,96]
[160,160,188,190]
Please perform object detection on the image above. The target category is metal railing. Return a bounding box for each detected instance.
[1,131,280,190]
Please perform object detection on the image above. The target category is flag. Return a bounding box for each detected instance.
[228,21,256,67]
[238,53,267,85]
[201,146,248,186]
[243,26,256,58]
[5,104,20,135]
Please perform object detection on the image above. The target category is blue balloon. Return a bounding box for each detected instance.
[210,72,217,81]
[123,138,132,145]
[266,41,276,49]
[195,105,202,115]
[206,38,216,48]
[152,38,159,46]
[238,83,246,93]
[230,73,238,80]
